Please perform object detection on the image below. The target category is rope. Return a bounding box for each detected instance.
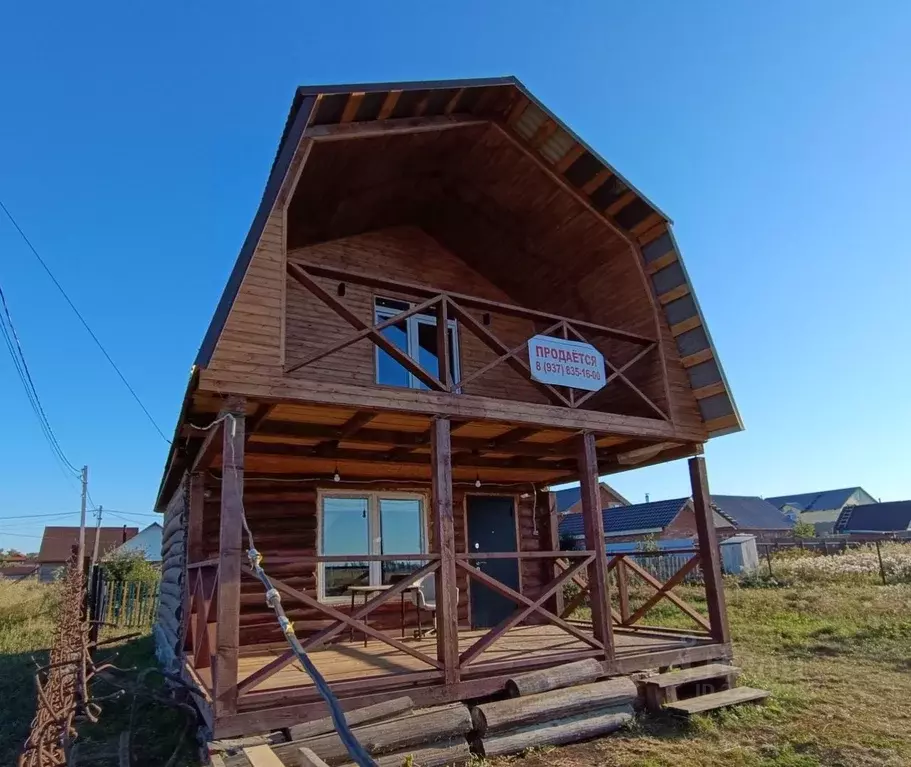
[245,549,378,767]
[220,413,377,767]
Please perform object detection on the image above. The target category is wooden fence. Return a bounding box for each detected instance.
[89,570,160,629]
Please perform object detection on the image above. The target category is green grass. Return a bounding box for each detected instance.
[498,580,911,767]
[0,578,197,766]
[4,575,911,766]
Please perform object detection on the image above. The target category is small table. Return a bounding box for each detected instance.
[347,584,420,646]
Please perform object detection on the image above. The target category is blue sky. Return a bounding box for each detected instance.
[1,1,909,549]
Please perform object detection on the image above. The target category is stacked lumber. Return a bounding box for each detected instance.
[472,670,636,758]
[219,698,472,767]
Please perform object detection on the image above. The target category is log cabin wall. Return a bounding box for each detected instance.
[200,480,554,648]
[286,226,548,405]
[156,476,188,660]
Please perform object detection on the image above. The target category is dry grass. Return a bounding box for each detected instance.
[0,578,195,766]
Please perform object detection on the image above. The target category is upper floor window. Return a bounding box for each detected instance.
[374,297,460,389]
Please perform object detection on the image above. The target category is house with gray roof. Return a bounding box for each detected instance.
[766,487,876,535]
[552,482,629,515]
[834,501,911,534]
[559,494,792,545]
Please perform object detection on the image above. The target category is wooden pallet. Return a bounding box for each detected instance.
[663,686,770,716]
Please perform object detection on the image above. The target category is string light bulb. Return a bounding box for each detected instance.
[333,465,341,483]
[474,472,481,489]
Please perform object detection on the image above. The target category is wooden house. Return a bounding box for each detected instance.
[153,77,743,739]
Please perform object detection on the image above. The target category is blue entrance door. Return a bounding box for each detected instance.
[466,495,520,628]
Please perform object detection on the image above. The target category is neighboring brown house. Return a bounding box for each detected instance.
[37,526,137,582]
[552,482,629,515]
[0,554,39,580]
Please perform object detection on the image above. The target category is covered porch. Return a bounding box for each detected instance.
[176,400,731,737]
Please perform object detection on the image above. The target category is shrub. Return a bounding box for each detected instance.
[101,551,160,583]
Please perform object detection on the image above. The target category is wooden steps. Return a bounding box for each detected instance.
[664,686,770,716]
[640,663,740,712]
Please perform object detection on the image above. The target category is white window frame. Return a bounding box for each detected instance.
[374,297,461,390]
[317,489,429,602]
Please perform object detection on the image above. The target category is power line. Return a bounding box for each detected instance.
[0,280,81,479]
[0,198,170,444]
[0,511,82,521]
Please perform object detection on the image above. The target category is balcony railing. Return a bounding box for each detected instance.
[285,260,669,420]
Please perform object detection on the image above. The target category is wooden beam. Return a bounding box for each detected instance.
[214,398,245,717]
[198,373,708,443]
[670,316,702,338]
[554,144,585,173]
[506,95,529,126]
[446,298,572,407]
[578,432,616,668]
[703,413,740,433]
[529,119,558,149]
[339,92,364,123]
[244,404,273,443]
[305,114,487,142]
[680,348,713,369]
[657,284,690,306]
[437,297,452,391]
[294,260,655,346]
[605,190,637,216]
[377,90,401,120]
[192,418,225,472]
[689,456,730,643]
[431,418,460,686]
[443,88,465,115]
[187,472,205,564]
[581,169,614,196]
[644,251,678,276]
[692,382,726,400]
[244,441,576,472]
[286,262,445,391]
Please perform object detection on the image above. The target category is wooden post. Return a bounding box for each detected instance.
[689,456,730,644]
[436,298,452,391]
[577,432,616,666]
[430,417,460,686]
[188,472,206,564]
[546,491,564,617]
[615,557,630,624]
[215,399,245,717]
[875,539,887,585]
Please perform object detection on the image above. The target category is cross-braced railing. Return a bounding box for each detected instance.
[284,260,669,419]
[557,550,711,634]
[454,550,603,669]
[184,561,220,673]
[232,555,443,699]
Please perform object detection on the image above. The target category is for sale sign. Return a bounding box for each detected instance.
[527,335,606,392]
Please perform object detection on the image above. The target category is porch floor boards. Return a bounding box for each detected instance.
[195,625,711,694]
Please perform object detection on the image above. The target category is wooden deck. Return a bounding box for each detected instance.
[196,625,715,695]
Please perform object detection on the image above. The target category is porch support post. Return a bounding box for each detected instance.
[187,472,205,564]
[577,431,616,667]
[689,455,731,644]
[430,416,460,686]
[214,398,245,717]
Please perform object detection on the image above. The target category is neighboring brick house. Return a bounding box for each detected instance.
[37,526,138,582]
[834,501,911,534]
[559,497,734,544]
[559,494,792,545]
[0,553,39,580]
[552,482,630,515]
[766,487,877,535]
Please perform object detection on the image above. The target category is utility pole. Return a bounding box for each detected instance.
[90,505,103,571]
[77,465,88,573]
